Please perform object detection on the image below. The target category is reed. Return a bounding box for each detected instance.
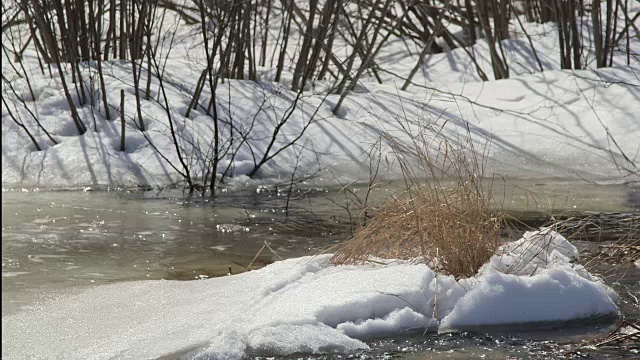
[331,123,502,278]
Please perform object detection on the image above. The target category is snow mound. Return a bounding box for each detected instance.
[482,227,580,276]
[439,267,617,329]
[439,229,617,329]
[336,307,436,338]
[1,230,618,359]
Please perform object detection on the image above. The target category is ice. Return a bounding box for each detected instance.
[245,324,366,356]
[336,307,436,338]
[1,272,30,278]
[439,267,618,329]
[437,229,618,329]
[1,229,618,359]
[1,1,632,358]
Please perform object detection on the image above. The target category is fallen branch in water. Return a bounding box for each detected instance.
[565,320,640,358]
[593,320,640,347]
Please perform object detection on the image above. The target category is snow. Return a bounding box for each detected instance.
[482,228,580,276]
[336,307,436,338]
[2,2,640,188]
[0,1,633,358]
[439,268,618,329]
[442,228,618,329]
[1,229,618,359]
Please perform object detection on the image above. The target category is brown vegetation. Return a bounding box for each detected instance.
[331,125,502,278]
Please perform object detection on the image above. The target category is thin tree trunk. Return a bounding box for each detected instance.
[569,0,582,69]
[334,0,384,95]
[593,0,604,67]
[260,0,272,67]
[318,0,341,80]
[275,0,294,82]
[465,0,476,44]
[120,0,127,60]
[38,2,87,134]
[128,3,145,131]
[602,0,614,66]
[608,0,620,66]
[89,0,111,119]
[291,0,318,91]
[625,0,630,64]
[403,7,447,90]
[477,0,508,79]
[512,1,544,72]
[120,89,126,151]
[334,0,393,114]
[302,0,337,86]
[76,0,90,61]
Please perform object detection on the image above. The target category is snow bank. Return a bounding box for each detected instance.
[439,229,617,330]
[2,2,639,188]
[482,228,580,276]
[1,229,618,359]
[439,267,618,330]
[336,307,435,338]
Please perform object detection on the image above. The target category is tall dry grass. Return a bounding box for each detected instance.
[331,123,502,278]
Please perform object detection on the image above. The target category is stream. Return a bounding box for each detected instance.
[2,179,638,359]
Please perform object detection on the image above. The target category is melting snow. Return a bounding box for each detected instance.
[1,229,618,359]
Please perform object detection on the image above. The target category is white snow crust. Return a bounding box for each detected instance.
[2,2,640,188]
[1,229,618,359]
[0,2,631,358]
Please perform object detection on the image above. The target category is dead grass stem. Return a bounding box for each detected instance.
[331,122,502,278]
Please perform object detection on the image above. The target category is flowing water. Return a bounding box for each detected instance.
[2,180,639,358]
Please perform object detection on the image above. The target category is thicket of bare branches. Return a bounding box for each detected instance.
[2,0,637,192]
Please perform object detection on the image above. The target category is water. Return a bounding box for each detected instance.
[1,187,351,316]
[2,180,638,358]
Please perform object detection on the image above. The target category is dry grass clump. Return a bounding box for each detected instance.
[331,125,502,278]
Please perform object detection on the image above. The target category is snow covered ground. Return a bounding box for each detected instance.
[1,229,618,359]
[2,2,639,188]
[1,2,635,359]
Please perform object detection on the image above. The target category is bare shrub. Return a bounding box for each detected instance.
[331,123,502,278]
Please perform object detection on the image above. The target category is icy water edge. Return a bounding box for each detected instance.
[2,180,638,359]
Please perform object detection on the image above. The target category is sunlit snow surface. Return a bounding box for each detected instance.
[2,2,640,187]
[1,229,617,359]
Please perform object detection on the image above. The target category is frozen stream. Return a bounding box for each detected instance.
[2,180,638,359]
[2,186,353,317]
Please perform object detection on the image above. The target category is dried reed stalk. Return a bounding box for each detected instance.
[331,123,502,278]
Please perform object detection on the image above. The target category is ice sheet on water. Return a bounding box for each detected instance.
[1,229,618,359]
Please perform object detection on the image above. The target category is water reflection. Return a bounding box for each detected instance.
[1,188,351,316]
